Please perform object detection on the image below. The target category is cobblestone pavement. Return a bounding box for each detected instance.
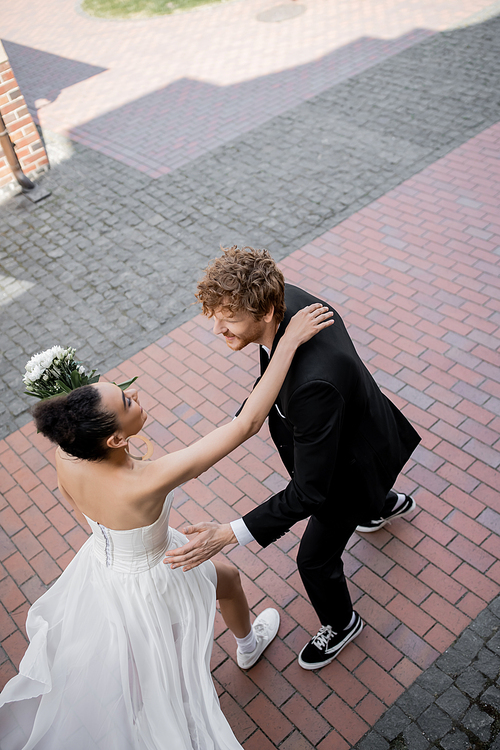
[359,597,500,749]
[1,1,500,748]
[2,0,494,175]
[2,12,500,438]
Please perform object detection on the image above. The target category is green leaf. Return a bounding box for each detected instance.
[56,380,72,394]
[115,376,138,391]
[70,370,81,389]
[88,374,100,384]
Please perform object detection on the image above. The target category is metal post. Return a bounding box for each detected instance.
[0,111,50,202]
[0,110,36,190]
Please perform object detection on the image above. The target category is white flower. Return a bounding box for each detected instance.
[23,363,43,384]
[24,346,74,376]
[25,352,42,373]
[39,351,54,370]
[23,346,101,400]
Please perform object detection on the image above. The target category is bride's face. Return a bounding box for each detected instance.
[93,383,147,437]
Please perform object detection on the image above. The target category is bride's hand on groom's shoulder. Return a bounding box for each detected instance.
[284,303,334,347]
[164,522,237,572]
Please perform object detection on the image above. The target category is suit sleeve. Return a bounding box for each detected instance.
[243,381,345,547]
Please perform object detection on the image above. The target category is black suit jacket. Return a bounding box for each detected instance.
[243,284,421,547]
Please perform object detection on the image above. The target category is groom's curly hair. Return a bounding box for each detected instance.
[196,246,286,323]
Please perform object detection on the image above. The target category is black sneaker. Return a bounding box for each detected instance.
[298,612,363,670]
[356,494,416,533]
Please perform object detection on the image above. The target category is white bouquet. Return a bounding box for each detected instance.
[23,346,136,400]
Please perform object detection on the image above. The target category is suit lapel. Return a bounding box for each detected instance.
[261,320,291,424]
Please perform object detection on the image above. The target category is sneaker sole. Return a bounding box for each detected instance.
[356,496,416,533]
[298,617,364,670]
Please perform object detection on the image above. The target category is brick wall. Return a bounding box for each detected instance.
[0,41,49,190]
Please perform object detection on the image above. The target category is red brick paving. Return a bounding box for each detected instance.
[3,0,495,176]
[1,122,500,746]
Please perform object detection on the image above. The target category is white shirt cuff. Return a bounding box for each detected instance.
[230,518,255,546]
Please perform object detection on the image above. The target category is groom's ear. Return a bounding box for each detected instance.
[106,433,128,450]
[263,305,275,323]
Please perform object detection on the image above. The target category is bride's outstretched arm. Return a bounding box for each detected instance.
[163,306,336,572]
[148,304,333,497]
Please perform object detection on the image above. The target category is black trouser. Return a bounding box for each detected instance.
[296,490,398,630]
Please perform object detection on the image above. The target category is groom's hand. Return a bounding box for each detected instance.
[164,522,237,571]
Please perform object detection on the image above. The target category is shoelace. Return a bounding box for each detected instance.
[254,620,269,637]
[312,625,335,649]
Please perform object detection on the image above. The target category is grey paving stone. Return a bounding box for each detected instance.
[402,723,430,750]
[462,704,494,743]
[488,631,500,656]
[475,646,500,680]
[480,685,500,712]
[456,667,488,699]
[436,686,471,721]
[440,728,474,750]
[435,650,472,680]
[453,630,485,660]
[417,704,453,742]
[374,705,411,740]
[470,608,500,640]
[490,598,500,619]
[355,731,390,750]
[397,684,435,720]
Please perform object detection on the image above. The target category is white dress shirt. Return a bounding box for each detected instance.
[230,517,256,545]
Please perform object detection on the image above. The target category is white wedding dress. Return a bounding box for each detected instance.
[0,492,242,750]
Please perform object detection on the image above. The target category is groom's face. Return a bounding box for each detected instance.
[211,307,268,351]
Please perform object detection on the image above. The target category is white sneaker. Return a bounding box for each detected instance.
[236,608,280,670]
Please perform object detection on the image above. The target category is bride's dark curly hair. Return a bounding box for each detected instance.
[32,386,118,461]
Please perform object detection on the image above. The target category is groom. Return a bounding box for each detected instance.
[165,246,420,670]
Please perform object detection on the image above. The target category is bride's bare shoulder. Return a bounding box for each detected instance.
[55,448,91,487]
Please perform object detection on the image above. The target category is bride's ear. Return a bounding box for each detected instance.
[106,433,128,450]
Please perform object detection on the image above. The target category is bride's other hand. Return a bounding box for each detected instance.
[283,303,333,348]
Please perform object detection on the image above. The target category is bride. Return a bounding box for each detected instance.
[0,304,332,750]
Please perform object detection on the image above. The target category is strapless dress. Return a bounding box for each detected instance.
[0,492,242,750]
